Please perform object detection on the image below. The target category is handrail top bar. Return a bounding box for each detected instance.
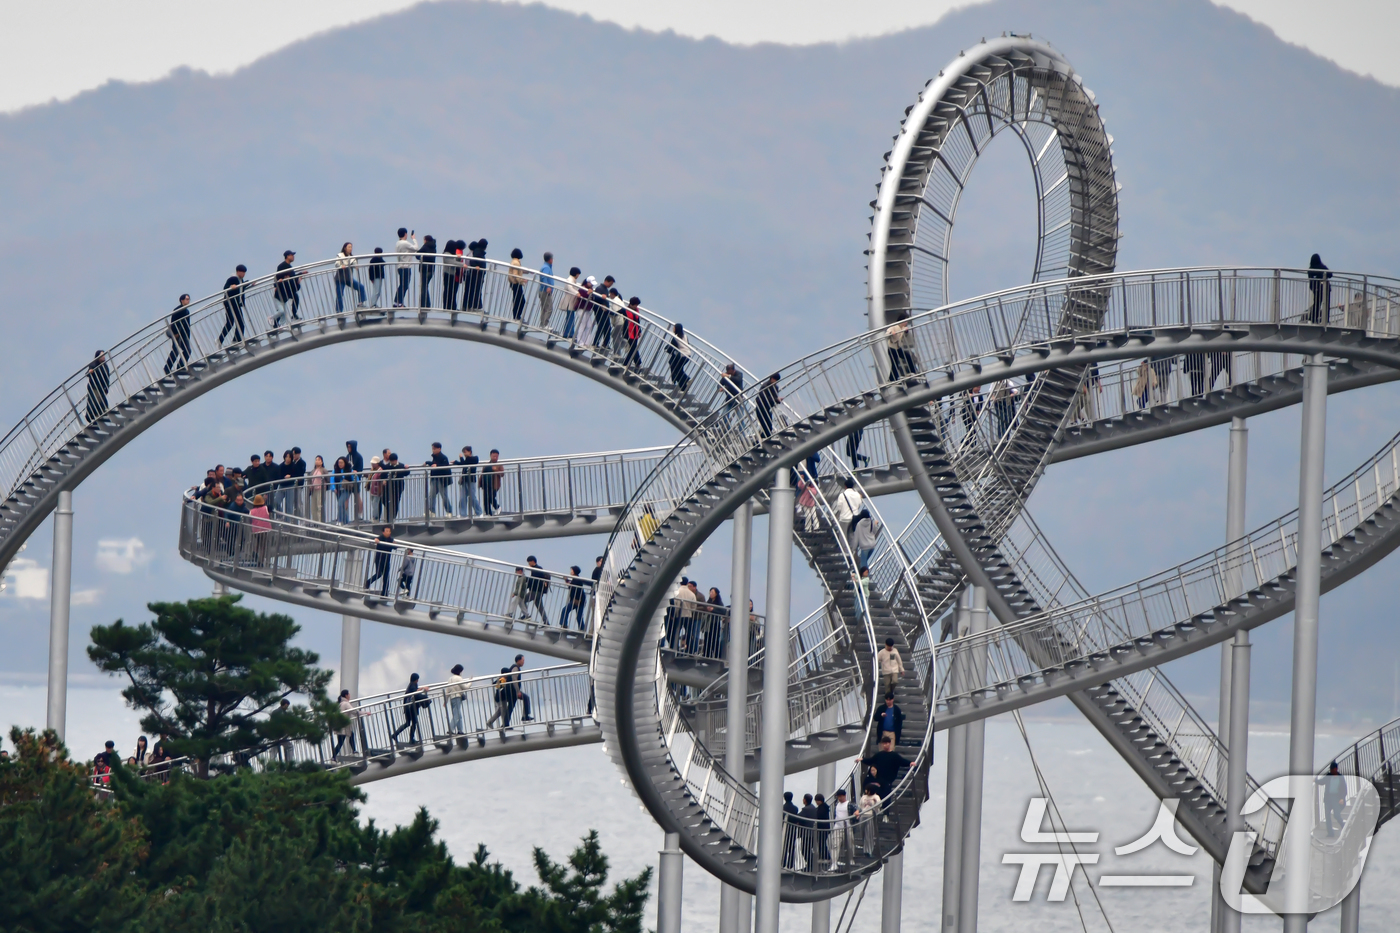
[346,662,588,709]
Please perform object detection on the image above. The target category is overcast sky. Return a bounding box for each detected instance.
[3,0,1398,114]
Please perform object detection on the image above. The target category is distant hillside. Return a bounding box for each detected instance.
[1,0,1398,716]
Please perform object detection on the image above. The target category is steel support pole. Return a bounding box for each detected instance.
[45,490,74,741]
[881,850,904,933]
[958,587,988,933]
[1221,639,1251,933]
[658,832,684,933]
[721,501,754,933]
[1284,355,1328,931]
[1338,881,1360,933]
[941,593,970,933]
[812,706,837,933]
[340,615,361,698]
[756,471,794,933]
[1216,416,1249,933]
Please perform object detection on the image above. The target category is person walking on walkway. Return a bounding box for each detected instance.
[588,277,612,349]
[1319,761,1348,836]
[561,565,589,630]
[365,526,395,597]
[309,455,328,521]
[427,442,453,516]
[850,509,880,571]
[389,673,427,746]
[561,266,582,339]
[217,264,249,346]
[483,449,504,516]
[877,692,904,746]
[508,654,533,721]
[1308,253,1333,324]
[667,322,691,390]
[384,452,407,524]
[832,477,862,529]
[830,789,856,869]
[782,791,800,869]
[394,228,416,307]
[335,242,367,312]
[441,240,463,310]
[345,440,364,515]
[798,794,819,871]
[538,252,555,329]
[756,372,781,438]
[86,350,111,422]
[486,665,517,729]
[332,457,353,522]
[333,689,357,756]
[466,239,488,310]
[289,446,308,516]
[164,294,192,374]
[507,248,528,320]
[454,446,481,517]
[621,297,642,367]
[367,247,387,308]
[396,548,417,598]
[877,638,904,696]
[446,664,468,733]
[273,250,300,326]
[417,235,438,308]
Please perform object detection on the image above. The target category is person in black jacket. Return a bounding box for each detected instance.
[389,673,426,746]
[1308,253,1333,324]
[797,794,819,872]
[85,350,111,422]
[858,737,909,798]
[782,791,800,869]
[427,442,453,515]
[417,235,437,308]
[560,565,590,630]
[813,793,832,869]
[523,556,549,620]
[367,247,387,309]
[164,294,192,374]
[288,447,308,515]
[467,239,488,310]
[877,692,905,746]
[272,251,299,326]
[453,445,480,516]
[755,372,781,438]
[365,527,396,597]
[384,452,408,524]
[217,264,248,346]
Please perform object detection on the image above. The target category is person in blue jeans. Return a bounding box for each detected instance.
[560,565,590,629]
[454,445,481,516]
[334,242,366,311]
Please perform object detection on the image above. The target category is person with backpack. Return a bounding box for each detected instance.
[389,673,427,746]
[486,666,517,729]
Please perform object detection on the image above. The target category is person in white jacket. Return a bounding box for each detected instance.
[445,663,468,733]
[393,227,417,307]
[832,477,863,528]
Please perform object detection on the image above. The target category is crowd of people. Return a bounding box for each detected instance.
[90,734,181,785]
[82,233,703,403]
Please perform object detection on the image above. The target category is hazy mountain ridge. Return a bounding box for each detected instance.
[0,0,1398,718]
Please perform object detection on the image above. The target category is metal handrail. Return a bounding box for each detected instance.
[0,252,755,522]
[179,496,603,636]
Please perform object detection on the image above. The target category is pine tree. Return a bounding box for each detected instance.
[87,595,341,775]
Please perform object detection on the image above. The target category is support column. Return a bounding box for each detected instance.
[721,501,754,933]
[958,587,988,933]
[46,490,74,741]
[941,593,970,933]
[658,832,684,933]
[1219,417,1250,933]
[812,707,836,933]
[1338,881,1360,933]
[1221,638,1251,933]
[340,615,361,698]
[755,470,794,933]
[1284,354,1328,932]
[881,850,904,933]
